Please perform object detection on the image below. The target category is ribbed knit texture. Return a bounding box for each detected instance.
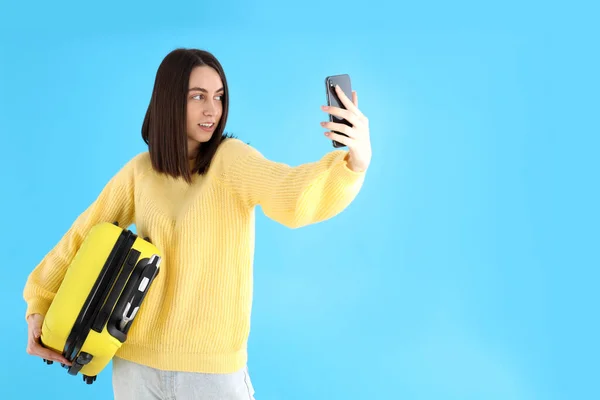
[23,138,366,373]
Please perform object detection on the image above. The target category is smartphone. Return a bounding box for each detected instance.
[325,74,353,148]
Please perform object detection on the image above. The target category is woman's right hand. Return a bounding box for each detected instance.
[26,313,71,366]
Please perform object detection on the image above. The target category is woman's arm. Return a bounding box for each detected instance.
[218,140,366,228]
[218,86,371,228]
[22,154,142,320]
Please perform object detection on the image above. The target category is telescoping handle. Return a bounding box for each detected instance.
[118,254,161,331]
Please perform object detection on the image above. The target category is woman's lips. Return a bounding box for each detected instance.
[198,123,215,132]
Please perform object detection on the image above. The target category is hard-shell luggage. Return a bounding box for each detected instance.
[40,221,161,384]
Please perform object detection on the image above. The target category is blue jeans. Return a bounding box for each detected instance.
[112,356,256,400]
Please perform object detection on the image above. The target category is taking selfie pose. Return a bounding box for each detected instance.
[23,48,371,399]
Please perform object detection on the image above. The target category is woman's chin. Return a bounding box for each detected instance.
[188,132,213,145]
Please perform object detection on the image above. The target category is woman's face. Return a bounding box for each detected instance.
[186,65,224,157]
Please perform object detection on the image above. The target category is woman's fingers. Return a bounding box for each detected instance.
[321,105,362,127]
[32,343,71,365]
[27,325,71,365]
[324,131,354,148]
[320,121,355,138]
[334,85,363,117]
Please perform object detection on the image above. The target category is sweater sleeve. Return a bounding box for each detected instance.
[22,155,139,320]
[217,139,366,228]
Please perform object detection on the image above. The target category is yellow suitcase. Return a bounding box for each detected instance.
[40,221,161,384]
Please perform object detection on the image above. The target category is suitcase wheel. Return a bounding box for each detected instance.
[42,359,53,365]
[83,375,97,385]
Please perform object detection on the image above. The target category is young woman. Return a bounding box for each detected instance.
[23,48,371,399]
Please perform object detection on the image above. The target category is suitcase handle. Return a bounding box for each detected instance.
[106,254,161,341]
[118,255,161,330]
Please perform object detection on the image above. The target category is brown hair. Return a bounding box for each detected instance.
[141,48,233,183]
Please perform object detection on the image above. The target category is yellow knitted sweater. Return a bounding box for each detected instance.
[23,138,366,373]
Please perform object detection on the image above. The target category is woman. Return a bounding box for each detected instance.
[23,48,371,399]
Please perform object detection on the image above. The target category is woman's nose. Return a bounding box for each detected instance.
[203,101,217,116]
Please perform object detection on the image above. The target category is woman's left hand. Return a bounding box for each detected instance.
[321,85,372,172]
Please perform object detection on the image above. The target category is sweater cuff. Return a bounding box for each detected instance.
[331,150,367,183]
[25,298,51,322]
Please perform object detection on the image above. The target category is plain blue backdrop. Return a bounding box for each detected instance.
[1,0,599,399]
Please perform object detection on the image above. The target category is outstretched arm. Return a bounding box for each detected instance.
[218,141,366,228]
[217,86,371,228]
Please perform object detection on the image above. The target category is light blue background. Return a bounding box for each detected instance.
[1,1,598,399]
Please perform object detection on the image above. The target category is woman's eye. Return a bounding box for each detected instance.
[192,94,223,101]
